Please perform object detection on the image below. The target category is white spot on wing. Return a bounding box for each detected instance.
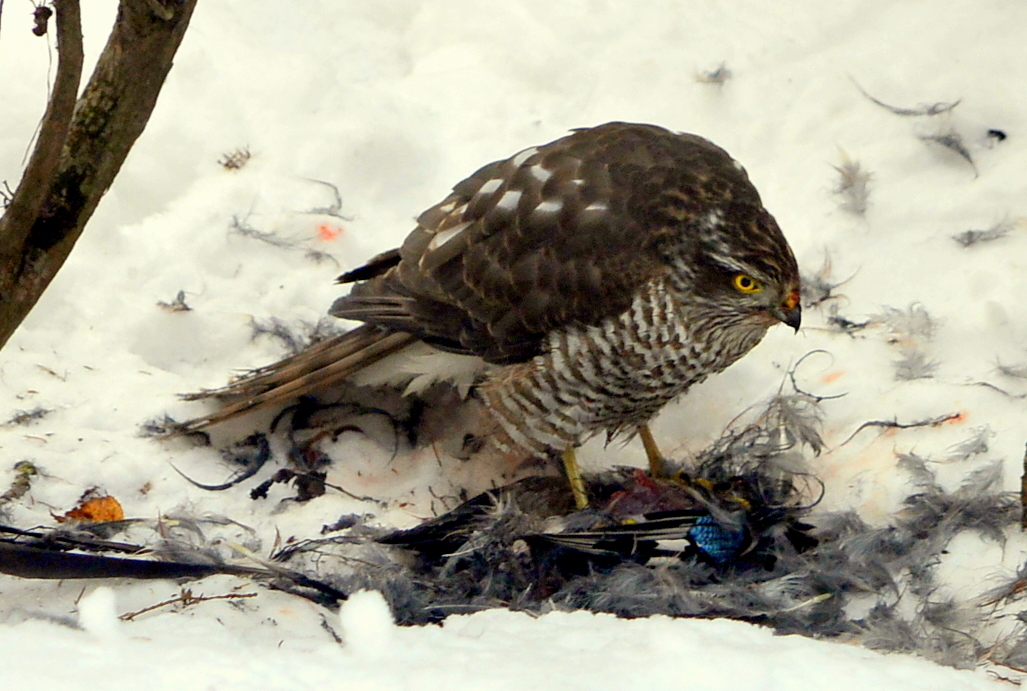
[477,178,504,196]
[535,199,563,214]
[495,190,522,212]
[426,221,471,251]
[511,146,539,167]
[529,164,553,183]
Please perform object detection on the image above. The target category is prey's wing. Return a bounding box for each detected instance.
[536,511,749,563]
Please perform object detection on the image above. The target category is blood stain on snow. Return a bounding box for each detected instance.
[317,223,344,241]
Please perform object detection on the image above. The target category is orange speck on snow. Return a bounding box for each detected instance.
[821,370,844,384]
[317,223,344,241]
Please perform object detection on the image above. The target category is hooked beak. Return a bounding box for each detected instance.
[771,289,802,332]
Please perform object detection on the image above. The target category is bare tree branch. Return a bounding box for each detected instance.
[0,0,83,255]
[0,0,199,350]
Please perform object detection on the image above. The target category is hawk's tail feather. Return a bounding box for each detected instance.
[176,325,416,433]
[181,324,385,401]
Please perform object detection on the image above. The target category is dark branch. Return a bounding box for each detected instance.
[0,0,83,256]
[0,0,199,351]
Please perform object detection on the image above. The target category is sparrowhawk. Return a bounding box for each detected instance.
[182,122,801,507]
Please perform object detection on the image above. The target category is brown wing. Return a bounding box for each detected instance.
[331,122,763,364]
[176,122,768,431]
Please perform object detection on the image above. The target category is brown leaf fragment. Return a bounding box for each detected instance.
[57,494,124,523]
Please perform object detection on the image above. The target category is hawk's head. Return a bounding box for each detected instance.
[663,200,801,339]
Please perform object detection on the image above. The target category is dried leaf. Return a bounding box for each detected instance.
[57,495,124,523]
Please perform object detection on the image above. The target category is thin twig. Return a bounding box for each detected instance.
[119,588,257,621]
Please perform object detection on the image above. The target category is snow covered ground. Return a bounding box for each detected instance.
[2,0,1027,688]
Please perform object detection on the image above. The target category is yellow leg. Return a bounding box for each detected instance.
[639,423,667,478]
[561,446,589,510]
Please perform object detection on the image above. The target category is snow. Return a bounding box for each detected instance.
[1,0,1026,688]
[0,603,998,691]
[75,586,121,640]
[339,590,396,656]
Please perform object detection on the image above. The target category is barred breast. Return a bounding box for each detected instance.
[478,276,771,458]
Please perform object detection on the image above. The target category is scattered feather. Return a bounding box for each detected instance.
[2,406,51,426]
[996,633,1027,674]
[919,131,978,176]
[952,219,1022,247]
[138,414,212,445]
[695,62,732,85]
[756,393,826,455]
[841,412,961,446]
[894,348,939,380]
[832,152,871,215]
[0,461,39,516]
[170,433,271,492]
[230,215,296,249]
[878,303,938,343]
[997,361,1027,380]
[801,253,855,309]
[302,178,352,220]
[787,350,848,403]
[157,290,192,312]
[851,78,961,117]
[250,317,308,353]
[5,390,1024,671]
[249,316,344,356]
[896,452,941,490]
[946,427,992,462]
[967,379,1027,401]
[218,147,251,170]
[873,304,940,380]
[230,215,337,264]
[825,305,870,336]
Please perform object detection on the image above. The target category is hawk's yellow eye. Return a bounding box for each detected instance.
[732,274,763,294]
